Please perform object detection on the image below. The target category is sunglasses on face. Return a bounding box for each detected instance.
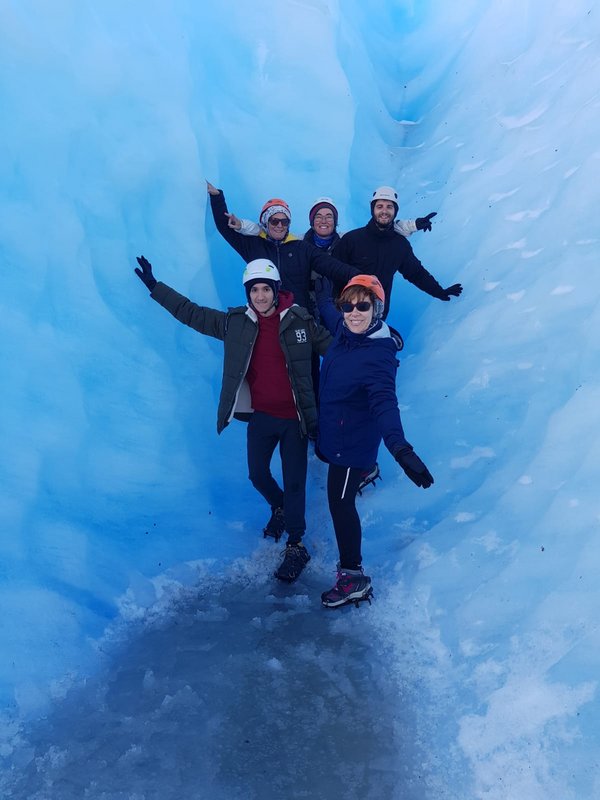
[340,301,372,313]
[269,217,290,227]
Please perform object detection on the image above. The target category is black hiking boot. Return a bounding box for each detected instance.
[357,463,381,495]
[274,543,311,583]
[263,507,285,541]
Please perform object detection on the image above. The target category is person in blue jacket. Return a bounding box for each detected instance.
[317,275,434,607]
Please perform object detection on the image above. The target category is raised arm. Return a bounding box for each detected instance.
[206,182,256,261]
[309,318,333,357]
[206,183,259,235]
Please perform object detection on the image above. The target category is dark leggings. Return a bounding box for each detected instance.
[326,464,365,570]
[247,411,308,543]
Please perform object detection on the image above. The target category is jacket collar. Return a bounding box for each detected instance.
[366,218,396,237]
[259,230,300,243]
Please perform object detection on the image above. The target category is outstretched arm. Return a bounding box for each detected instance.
[394,212,437,238]
[395,219,417,237]
[308,245,360,288]
[398,241,463,302]
[364,350,434,488]
[134,254,227,340]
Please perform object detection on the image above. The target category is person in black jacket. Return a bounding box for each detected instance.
[134,255,332,584]
[302,196,437,253]
[206,182,360,314]
[221,195,437,255]
[332,185,463,320]
[328,186,461,493]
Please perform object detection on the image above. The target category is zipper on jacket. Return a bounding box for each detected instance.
[226,318,258,424]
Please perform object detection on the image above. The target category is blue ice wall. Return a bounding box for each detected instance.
[1,7,600,796]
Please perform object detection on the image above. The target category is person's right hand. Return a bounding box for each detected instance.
[225,212,242,230]
[135,255,157,292]
[206,180,220,196]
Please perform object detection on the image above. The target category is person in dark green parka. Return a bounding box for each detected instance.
[135,256,331,584]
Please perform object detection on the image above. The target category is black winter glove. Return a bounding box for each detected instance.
[394,446,434,489]
[415,212,437,232]
[440,283,463,301]
[135,255,157,292]
[313,275,334,304]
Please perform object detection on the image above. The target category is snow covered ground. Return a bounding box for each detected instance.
[1,1,600,797]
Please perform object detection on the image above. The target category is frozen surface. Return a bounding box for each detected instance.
[1,1,600,798]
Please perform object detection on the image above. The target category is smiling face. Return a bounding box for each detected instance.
[340,290,374,334]
[312,207,336,238]
[249,282,277,316]
[372,200,396,227]
[267,215,290,241]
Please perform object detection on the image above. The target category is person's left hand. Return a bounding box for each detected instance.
[313,275,334,303]
[415,212,437,232]
[394,446,434,488]
[440,283,463,301]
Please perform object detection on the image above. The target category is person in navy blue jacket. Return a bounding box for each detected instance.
[317,275,434,608]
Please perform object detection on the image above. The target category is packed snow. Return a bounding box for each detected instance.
[1,1,599,798]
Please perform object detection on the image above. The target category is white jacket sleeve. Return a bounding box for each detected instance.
[237,218,261,236]
[394,218,417,238]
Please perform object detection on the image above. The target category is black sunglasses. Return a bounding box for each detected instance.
[269,217,290,227]
[340,301,372,313]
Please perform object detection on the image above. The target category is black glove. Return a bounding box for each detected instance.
[313,275,333,303]
[415,212,437,232]
[135,255,157,292]
[394,446,434,488]
[440,283,463,301]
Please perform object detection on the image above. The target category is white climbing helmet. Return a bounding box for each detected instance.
[242,259,281,286]
[370,186,399,218]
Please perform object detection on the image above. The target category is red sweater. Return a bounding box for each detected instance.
[246,291,298,419]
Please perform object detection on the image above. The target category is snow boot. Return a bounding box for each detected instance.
[321,568,373,608]
[357,463,381,495]
[274,543,310,583]
[263,507,285,542]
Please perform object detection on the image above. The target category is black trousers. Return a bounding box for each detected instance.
[247,411,308,543]
[326,464,365,570]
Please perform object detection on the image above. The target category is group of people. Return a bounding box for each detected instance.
[134,182,462,608]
